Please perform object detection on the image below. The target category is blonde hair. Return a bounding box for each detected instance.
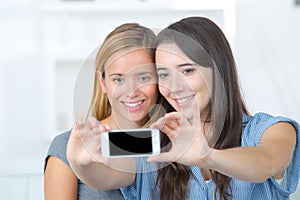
[88,23,162,125]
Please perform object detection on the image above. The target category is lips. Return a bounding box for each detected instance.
[174,95,195,106]
[123,100,144,108]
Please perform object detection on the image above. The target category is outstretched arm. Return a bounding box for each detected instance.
[207,122,296,182]
[149,112,297,182]
[66,118,136,190]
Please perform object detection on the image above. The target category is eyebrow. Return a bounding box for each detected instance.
[108,71,154,77]
[156,67,167,71]
[157,63,196,71]
[136,72,154,75]
[108,73,123,77]
[177,63,197,67]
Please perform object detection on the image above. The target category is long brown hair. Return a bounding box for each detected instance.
[154,17,249,200]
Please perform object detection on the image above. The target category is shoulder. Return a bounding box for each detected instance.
[243,112,297,128]
[45,129,72,168]
[78,182,124,200]
[242,113,300,194]
[51,130,72,146]
[242,112,300,146]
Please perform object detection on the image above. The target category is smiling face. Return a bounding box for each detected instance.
[156,43,213,120]
[98,48,158,128]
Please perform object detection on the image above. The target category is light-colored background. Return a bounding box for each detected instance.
[0,0,299,199]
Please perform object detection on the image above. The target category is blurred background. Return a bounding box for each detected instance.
[0,0,299,199]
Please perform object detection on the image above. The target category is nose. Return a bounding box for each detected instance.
[125,79,141,98]
[166,71,186,93]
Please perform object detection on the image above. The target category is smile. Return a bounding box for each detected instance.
[174,95,194,105]
[123,100,144,108]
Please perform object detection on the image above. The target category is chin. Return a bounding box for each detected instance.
[128,114,147,124]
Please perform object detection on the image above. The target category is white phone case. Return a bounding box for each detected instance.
[101,128,160,158]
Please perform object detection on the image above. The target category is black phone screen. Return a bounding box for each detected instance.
[108,130,152,156]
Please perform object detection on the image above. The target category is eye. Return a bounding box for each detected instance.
[138,75,150,82]
[113,77,125,85]
[182,68,195,75]
[158,73,168,79]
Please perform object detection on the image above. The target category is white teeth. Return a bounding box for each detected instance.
[124,101,143,108]
[176,96,193,104]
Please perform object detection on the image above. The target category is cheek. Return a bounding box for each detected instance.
[200,69,213,94]
[191,70,212,93]
[191,78,205,92]
[193,81,210,100]
[106,84,121,99]
[141,83,158,98]
[193,80,212,107]
[158,84,169,97]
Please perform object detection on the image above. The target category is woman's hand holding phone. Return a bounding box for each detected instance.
[148,111,212,167]
[67,117,111,167]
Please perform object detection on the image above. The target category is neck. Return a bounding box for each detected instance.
[101,115,144,130]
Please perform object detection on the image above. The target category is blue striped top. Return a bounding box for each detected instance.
[120,112,300,200]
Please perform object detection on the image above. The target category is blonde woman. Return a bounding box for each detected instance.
[44,23,168,200]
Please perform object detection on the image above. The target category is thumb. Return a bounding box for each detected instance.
[150,123,159,129]
[75,119,84,129]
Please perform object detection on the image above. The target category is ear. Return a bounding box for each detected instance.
[97,70,107,94]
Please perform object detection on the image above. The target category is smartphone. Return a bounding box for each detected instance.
[101,128,160,158]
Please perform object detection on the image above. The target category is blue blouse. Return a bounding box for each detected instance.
[120,112,300,200]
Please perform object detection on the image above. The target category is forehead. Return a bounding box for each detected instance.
[105,48,154,74]
[156,43,193,66]
[156,43,213,78]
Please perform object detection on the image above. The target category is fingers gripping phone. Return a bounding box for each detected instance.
[101,128,160,158]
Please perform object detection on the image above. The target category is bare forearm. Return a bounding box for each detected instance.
[204,147,272,182]
[70,158,136,190]
[203,123,296,183]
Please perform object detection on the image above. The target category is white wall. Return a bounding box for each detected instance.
[234,1,300,198]
[235,0,300,122]
[0,0,299,199]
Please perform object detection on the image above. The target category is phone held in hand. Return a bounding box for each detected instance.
[101,128,160,158]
